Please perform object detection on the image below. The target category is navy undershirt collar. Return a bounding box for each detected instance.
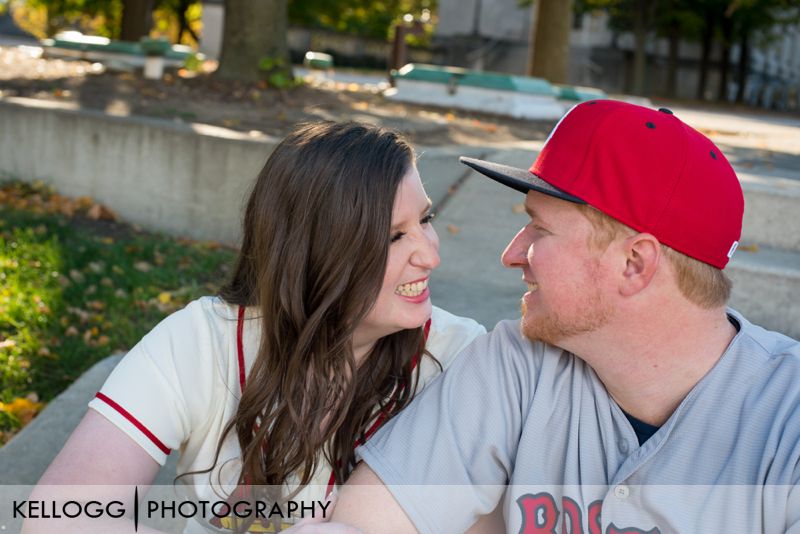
[624,314,741,446]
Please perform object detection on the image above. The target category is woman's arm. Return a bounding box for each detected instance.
[24,409,163,533]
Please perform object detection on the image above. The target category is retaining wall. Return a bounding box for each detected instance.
[0,97,279,245]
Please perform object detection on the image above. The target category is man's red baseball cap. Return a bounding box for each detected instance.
[460,100,744,269]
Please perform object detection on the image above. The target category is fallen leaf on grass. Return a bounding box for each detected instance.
[0,339,16,349]
[87,300,105,311]
[97,335,110,346]
[157,291,172,305]
[0,397,43,426]
[69,269,86,283]
[65,325,79,336]
[134,261,153,272]
[67,306,90,323]
[87,203,117,222]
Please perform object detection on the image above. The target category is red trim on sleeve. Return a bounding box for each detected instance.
[94,392,171,456]
[237,305,246,393]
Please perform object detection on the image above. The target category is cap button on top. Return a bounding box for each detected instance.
[658,107,674,115]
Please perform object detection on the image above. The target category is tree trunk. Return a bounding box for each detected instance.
[120,0,154,42]
[735,29,750,103]
[697,8,714,100]
[527,0,573,83]
[217,0,292,84]
[717,14,733,102]
[631,0,648,95]
[664,10,681,97]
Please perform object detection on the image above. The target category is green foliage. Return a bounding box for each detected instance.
[289,0,437,41]
[0,181,235,441]
[182,51,202,71]
[258,55,299,88]
[12,0,123,38]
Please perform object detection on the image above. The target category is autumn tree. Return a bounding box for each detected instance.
[216,0,292,84]
[526,0,574,83]
[120,0,153,41]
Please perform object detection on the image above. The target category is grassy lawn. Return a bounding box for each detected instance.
[0,181,236,444]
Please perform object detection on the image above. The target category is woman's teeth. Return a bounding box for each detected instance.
[396,279,428,297]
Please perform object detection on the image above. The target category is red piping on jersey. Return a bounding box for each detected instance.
[94,392,170,456]
[235,313,432,498]
[236,305,246,394]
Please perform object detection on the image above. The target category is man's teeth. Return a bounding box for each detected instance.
[396,279,428,297]
[528,282,539,292]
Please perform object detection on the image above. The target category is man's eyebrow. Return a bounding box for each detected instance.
[391,199,434,232]
[525,204,549,225]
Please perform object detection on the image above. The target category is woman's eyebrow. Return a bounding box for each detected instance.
[525,205,550,225]
[390,200,434,232]
[420,199,433,215]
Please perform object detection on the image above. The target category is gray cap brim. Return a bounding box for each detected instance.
[459,156,585,204]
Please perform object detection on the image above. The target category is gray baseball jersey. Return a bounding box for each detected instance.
[358,309,800,533]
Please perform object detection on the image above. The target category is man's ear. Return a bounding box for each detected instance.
[619,233,661,297]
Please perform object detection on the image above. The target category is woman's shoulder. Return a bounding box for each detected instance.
[424,306,487,372]
[429,306,486,339]
[149,296,235,336]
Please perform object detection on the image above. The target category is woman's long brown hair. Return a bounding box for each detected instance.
[199,122,428,501]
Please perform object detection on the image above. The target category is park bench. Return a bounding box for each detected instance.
[385,63,606,120]
[41,31,202,78]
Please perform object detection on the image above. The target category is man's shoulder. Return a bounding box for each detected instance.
[448,318,574,379]
[729,308,800,363]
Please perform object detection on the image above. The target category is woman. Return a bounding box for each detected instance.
[29,122,485,532]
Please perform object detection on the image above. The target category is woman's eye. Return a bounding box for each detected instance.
[421,213,436,225]
[390,231,406,243]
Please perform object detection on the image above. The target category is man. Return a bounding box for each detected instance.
[325,100,800,533]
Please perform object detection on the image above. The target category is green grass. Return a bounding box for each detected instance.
[0,181,236,443]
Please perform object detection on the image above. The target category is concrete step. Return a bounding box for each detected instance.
[738,172,800,252]
[727,245,800,340]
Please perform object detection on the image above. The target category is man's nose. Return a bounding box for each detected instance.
[501,228,531,269]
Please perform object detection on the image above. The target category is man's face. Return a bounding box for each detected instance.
[501,191,614,345]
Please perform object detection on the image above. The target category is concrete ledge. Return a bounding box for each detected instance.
[739,172,800,252]
[386,80,566,120]
[0,96,281,245]
[728,246,800,340]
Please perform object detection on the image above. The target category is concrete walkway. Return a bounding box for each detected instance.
[1,103,798,493]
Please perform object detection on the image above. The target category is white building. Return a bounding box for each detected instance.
[435,0,800,108]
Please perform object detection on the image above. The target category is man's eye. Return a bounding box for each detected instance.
[390,231,406,243]
[421,213,436,224]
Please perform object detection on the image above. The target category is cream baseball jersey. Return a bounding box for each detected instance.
[358,310,800,533]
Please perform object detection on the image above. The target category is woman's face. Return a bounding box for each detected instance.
[353,165,440,357]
